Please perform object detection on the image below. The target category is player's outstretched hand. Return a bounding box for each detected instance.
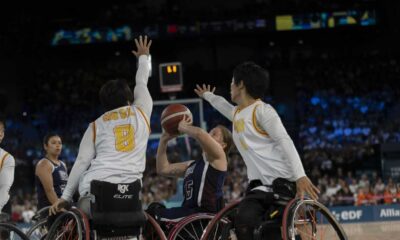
[296,176,320,201]
[194,84,216,98]
[131,35,152,57]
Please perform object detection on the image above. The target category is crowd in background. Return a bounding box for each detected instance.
[2,47,400,223]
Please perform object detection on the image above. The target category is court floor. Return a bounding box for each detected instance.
[342,221,400,240]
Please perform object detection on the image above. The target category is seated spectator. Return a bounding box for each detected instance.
[336,185,354,206]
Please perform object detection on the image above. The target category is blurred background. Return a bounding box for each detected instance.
[1,0,400,226]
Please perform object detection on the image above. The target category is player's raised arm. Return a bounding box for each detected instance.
[195,84,235,121]
[156,132,193,178]
[177,115,227,171]
[132,35,153,118]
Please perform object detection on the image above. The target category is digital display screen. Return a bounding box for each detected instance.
[159,62,183,93]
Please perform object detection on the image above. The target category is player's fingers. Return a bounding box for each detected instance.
[312,184,321,194]
[49,206,56,216]
[131,51,138,56]
[308,187,318,200]
[147,39,152,49]
[185,115,191,123]
[297,191,304,200]
[144,35,148,45]
[202,83,206,90]
[134,39,140,49]
[212,86,216,93]
[139,35,143,46]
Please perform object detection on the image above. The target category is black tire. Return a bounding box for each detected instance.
[45,211,83,240]
[0,223,30,240]
[283,199,348,240]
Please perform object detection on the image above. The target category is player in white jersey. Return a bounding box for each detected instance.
[50,36,153,216]
[195,62,319,239]
[0,117,15,214]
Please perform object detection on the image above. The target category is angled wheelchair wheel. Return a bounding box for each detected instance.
[142,212,168,240]
[282,199,348,240]
[26,218,47,240]
[0,223,30,240]
[27,207,52,240]
[45,211,83,240]
[201,200,241,240]
[168,213,214,240]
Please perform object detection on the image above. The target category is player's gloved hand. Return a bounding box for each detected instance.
[296,176,320,201]
[194,84,216,98]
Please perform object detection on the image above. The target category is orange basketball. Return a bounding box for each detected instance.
[161,104,192,135]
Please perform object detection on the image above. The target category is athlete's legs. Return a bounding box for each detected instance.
[235,190,273,240]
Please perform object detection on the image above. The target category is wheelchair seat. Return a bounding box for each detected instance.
[89,180,146,237]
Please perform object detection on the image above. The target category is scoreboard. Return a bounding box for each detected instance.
[159,62,183,93]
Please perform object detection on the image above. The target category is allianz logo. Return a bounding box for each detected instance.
[331,210,362,221]
[380,208,400,218]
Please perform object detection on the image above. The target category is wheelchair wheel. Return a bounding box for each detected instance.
[26,218,47,240]
[201,200,240,240]
[142,212,168,240]
[0,223,30,240]
[168,213,214,240]
[282,199,348,240]
[27,206,50,240]
[45,211,83,240]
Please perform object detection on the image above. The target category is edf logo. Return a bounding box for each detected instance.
[332,210,363,221]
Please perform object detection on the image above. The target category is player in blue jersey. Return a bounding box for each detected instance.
[152,116,233,223]
[35,133,68,210]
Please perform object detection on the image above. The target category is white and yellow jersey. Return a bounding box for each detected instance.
[0,148,15,212]
[232,100,305,185]
[61,55,153,201]
[77,105,150,196]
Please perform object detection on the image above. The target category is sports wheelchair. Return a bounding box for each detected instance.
[45,180,166,240]
[201,180,348,240]
[45,179,217,240]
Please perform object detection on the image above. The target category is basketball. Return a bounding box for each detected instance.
[161,104,192,135]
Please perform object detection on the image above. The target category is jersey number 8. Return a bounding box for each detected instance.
[113,124,135,152]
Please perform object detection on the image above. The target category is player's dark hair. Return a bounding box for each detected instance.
[99,79,134,112]
[216,125,233,155]
[43,133,61,146]
[233,62,270,99]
